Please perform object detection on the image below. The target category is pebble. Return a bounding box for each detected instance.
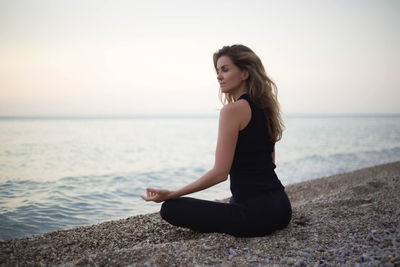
[282,257,296,265]
[361,253,370,262]
[299,251,311,258]
[202,244,212,250]
[295,259,305,267]
[229,248,237,256]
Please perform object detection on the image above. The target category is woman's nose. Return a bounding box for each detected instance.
[217,74,223,81]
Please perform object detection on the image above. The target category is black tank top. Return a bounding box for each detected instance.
[229,93,284,202]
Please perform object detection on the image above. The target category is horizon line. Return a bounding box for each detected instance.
[1,113,400,120]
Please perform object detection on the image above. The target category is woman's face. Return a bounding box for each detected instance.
[216,56,247,95]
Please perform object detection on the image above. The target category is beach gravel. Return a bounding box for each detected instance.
[1,161,399,266]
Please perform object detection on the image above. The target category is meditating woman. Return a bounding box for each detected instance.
[141,44,292,237]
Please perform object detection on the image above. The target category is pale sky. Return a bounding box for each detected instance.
[0,0,399,116]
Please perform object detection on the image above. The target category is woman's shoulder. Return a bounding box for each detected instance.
[220,100,251,130]
[221,99,250,115]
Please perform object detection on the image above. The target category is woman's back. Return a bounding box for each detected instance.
[230,93,284,202]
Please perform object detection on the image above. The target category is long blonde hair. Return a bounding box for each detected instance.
[213,44,284,141]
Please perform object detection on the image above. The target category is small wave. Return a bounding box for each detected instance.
[55,185,77,191]
[59,176,80,182]
[112,176,127,182]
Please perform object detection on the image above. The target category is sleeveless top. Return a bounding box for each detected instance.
[229,93,284,202]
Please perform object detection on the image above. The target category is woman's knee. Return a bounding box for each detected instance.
[160,200,172,221]
[160,198,182,222]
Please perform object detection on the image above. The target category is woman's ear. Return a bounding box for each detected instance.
[241,70,249,80]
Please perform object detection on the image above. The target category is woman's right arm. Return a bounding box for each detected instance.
[141,101,249,203]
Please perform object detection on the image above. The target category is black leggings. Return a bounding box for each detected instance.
[160,189,292,237]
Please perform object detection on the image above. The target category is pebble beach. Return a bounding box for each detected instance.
[1,161,399,266]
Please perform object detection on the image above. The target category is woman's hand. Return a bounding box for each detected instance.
[141,188,173,203]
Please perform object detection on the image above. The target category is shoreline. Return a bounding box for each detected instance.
[1,161,399,266]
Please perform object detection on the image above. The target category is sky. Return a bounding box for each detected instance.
[0,0,399,116]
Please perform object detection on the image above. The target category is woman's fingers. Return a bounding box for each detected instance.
[146,188,152,198]
[141,194,156,201]
[147,188,158,195]
[141,188,160,202]
[141,188,170,203]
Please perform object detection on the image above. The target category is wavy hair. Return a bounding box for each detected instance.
[213,44,284,141]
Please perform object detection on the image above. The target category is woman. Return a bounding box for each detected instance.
[141,44,292,237]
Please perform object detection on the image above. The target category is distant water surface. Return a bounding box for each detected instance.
[1,115,399,240]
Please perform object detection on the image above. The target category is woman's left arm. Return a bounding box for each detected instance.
[141,103,243,203]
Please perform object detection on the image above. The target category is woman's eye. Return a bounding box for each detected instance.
[217,69,228,74]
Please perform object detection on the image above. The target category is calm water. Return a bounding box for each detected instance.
[1,115,400,241]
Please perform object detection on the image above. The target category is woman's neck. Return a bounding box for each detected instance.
[232,88,248,101]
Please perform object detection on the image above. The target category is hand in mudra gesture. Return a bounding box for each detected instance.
[141,188,172,203]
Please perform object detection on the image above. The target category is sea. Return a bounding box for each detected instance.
[1,115,399,241]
